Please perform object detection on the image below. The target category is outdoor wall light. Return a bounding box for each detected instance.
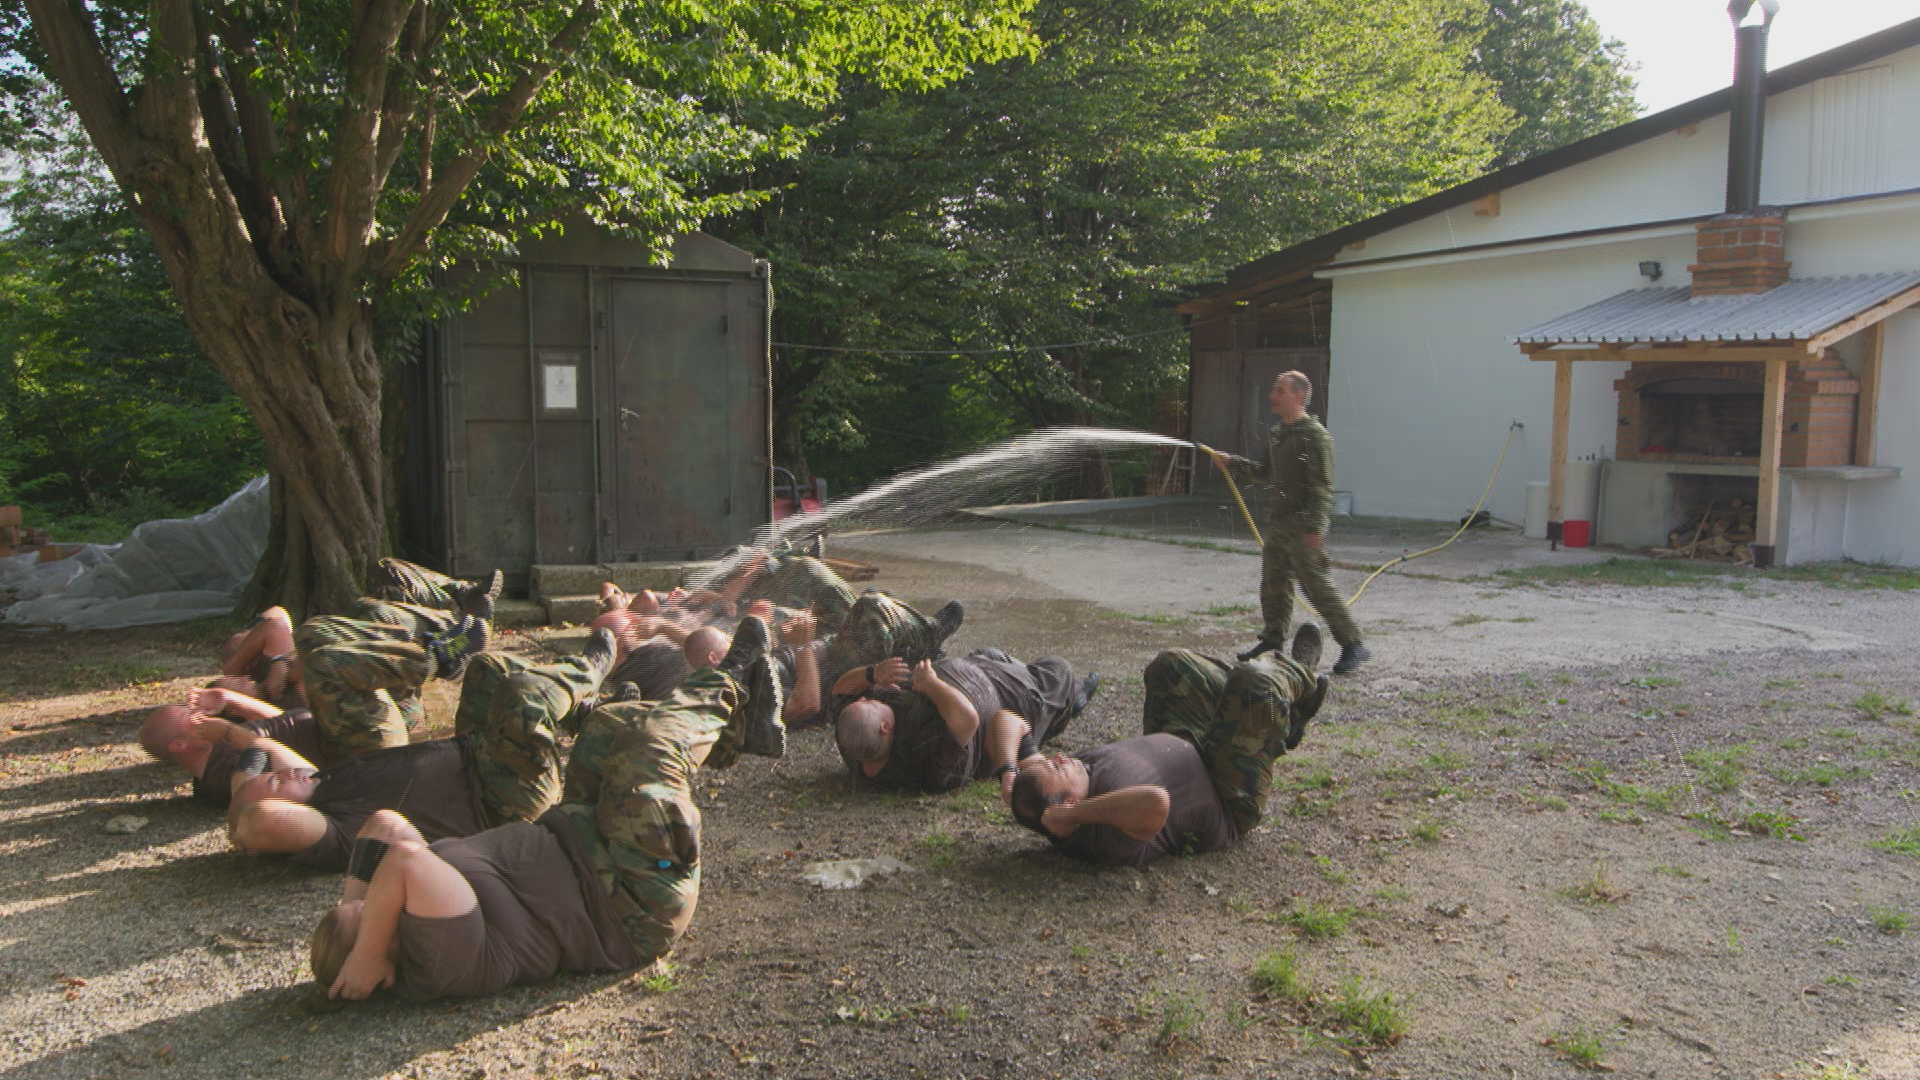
[1638,260,1663,282]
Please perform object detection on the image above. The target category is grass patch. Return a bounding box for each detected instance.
[1202,603,1254,617]
[1652,864,1693,878]
[1134,613,1196,627]
[1282,767,1339,791]
[1546,1027,1608,1069]
[1330,978,1410,1047]
[1421,749,1470,772]
[1625,674,1682,689]
[1281,902,1353,939]
[1452,613,1492,627]
[1596,808,1645,825]
[1407,816,1447,843]
[1872,825,1920,857]
[1558,862,1625,906]
[53,658,177,692]
[1681,745,1751,791]
[1371,886,1412,902]
[1153,990,1207,1048]
[1852,690,1915,721]
[1775,762,1867,787]
[1823,973,1857,988]
[1866,903,1910,934]
[1738,809,1806,840]
[1312,854,1348,884]
[1802,1062,1870,1080]
[1529,794,1569,811]
[1251,950,1311,1002]
[635,961,675,994]
[1569,764,1680,814]
[921,830,958,868]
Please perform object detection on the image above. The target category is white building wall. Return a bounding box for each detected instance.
[1843,309,1920,565]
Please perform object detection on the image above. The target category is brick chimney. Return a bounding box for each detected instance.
[1689,211,1790,296]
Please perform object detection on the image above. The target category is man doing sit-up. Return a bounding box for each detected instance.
[309,618,787,1002]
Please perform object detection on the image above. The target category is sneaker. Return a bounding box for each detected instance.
[1331,642,1372,675]
[1287,675,1329,750]
[424,615,491,680]
[931,600,965,646]
[738,655,787,758]
[1235,639,1279,663]
[1290,623,1323,670]
[460,569,504,622]
[580,626,619,682]
[718,616,771,678]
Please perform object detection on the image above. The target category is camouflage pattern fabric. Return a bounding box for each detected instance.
[366,558,468,611]
[816,592,942,691]
[295,606,456,732]
[739,554,858,628]
[453,652,604,827]
[1259,534,1361,649]
[1142,648,1315,836]
[556,667,742,967]
[297,627,421,759]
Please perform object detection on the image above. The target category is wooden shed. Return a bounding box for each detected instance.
[397,228,772,588]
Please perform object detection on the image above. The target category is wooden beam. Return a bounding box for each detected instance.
[1753,357,1786,568]
[1523,344,1805,362]
[1855,321,1883,467]
[1803,281,1920,354]
[1471,192,1501,218]
[1548,358,1571,544]
[1177,263,1330,315]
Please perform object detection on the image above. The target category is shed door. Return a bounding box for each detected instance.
[605,278,737,558]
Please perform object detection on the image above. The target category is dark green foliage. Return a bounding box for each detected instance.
[0,111,265,530]
[1459,0,1640,167]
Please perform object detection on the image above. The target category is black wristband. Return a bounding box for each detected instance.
[235,747,270,779]
[347,837,391,883]
[996,763,1017,778]
[1016,733,1038,760]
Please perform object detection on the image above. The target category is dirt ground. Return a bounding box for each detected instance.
[3,523,1920,1080]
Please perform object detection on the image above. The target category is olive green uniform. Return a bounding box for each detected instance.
[1142,648,1317,836]
[1240,416,1360,650]
[366,557,471,612]
[555,667,749,968]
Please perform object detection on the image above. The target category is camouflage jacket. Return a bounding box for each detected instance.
[1251,416,1335,538]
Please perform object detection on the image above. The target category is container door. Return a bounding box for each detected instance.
[603,277,738,559]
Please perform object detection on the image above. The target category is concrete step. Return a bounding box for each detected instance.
[529,561,720,602]
[492,598,549,629]
[543,595,603,627]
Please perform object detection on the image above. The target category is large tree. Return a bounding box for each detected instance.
[724,0,1521,490]
[4,0,1034,615]
[1461,0,1639,167]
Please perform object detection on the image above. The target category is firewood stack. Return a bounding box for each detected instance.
[1653,499,1755,564]
[0,507,73,560]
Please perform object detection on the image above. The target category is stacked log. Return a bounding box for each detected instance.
[0,507,75,560]
[1652,499,1755,564]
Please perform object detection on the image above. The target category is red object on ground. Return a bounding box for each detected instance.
[1562,520,1592,548]
[774,496,822,521]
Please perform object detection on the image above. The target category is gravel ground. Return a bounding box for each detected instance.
[2,527,1919,1079]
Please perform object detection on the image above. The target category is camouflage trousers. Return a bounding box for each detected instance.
[1143,648,1315,837]
[809,592,944,723]
[366,557,469,612]
[1260,532,1361,649]
[740,553,857,627]
[295,601,462,735]
[556,668,743,967]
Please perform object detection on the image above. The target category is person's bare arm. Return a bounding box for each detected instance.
[1040,786,1171,842]
[781,614,821,722]
[984,709,1033,802]
[190,713,315,775]
[190,686,283,724]
[911,660,979,746]
[221,608,293,678]
[330,837,477,1000]
[230,799,329,854]
[831,656,908,696]
[341,810,430,904]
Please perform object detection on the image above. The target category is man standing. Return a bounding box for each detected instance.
[1211,370,1369,674]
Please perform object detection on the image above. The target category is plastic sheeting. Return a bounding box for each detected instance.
[1,476,270,630]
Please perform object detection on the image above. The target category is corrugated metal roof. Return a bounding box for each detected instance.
[1512,272,1920,345]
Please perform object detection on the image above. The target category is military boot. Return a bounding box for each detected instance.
[1286,675,1330,751]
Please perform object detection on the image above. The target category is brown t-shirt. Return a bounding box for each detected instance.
[290,740,488,871]
[393,811,641,1001]
[837,652,1077,793]
[194,709,324,808]
[1054,734,1236,868]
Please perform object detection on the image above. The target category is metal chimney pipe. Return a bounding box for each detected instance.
[1725,0,1779,213]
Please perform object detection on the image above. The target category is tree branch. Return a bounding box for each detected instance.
[319,0,415,288]
[20,0,141,186]
[371,0,602,283]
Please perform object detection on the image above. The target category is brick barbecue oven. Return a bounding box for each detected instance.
[1614,352,1859,467]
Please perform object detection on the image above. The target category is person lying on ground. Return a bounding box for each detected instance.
[309,618,788,1002]
[294,601,492,742]
[1006,629,1329,868]
[683,608,821,730]
[832,648,1096,794]
[141,689,326,809]
[366,558,504,622]
[214,626,627,868]
[213,606,301,708]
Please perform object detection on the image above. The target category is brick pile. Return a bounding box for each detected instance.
[0,506,83,561]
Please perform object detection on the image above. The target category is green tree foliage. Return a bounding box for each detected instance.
[723,0,1529,491]
[0,112,265,524]
[1460,0,1640,168]
[5,0,1036,612]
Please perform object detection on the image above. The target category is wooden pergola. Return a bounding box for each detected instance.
[1515,274,1920,567]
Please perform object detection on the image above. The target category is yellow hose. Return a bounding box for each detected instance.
[1198,422,1520,610]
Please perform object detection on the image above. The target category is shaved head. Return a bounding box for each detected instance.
[684,627,729,670]
[835,699,895,766]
